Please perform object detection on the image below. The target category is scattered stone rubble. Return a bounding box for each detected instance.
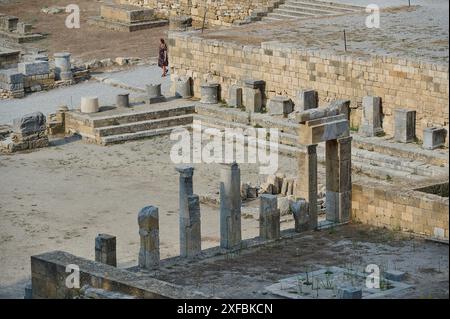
[0,112,49,153]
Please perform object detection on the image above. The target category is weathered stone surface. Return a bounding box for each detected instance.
[54,52,73,81]
[259,194,280,240]
[16,22,32,35]
[138,206,160,270]
[18,61,49,76]
[299,115,349,145]
[174,76,192,98]
[116,93,130,108]
[296,89,318,112]
[24,282,32,299]
[0,15,18,31]
[277,196,292,216]
[244,87,262,112]
[228,84,242,108]
[0,69,23,84]
[145,83,165,104]
[80,96,99,113]
[296,144,317,229]
[169,15,192,31]
[200,83,219,104]
[95,234,117,267]
[176,165,201,258]
[337,286,362,299]
[220,162,242,249]
[384,270,406,282]
[296,106,339,123]
[329,99,351,120]
[12,111,46,135]
[79,285,136,299]
[268,96,293,116]
[360,96,383,137]
[290,199,310,232]
[394,109,416,143]
[422,127,447,150]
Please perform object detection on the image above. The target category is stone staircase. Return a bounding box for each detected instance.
[65,102,195,146]
[194,104,448,182]
[262,0,362,22]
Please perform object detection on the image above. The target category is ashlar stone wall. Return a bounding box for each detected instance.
[169,33,449,140]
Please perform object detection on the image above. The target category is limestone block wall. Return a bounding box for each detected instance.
[118,0,276,25]
[352,181,449,240]
[169,33,449,139]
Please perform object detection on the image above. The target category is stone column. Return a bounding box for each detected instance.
[394,109,416,143]
[54,52,72,81]
[296,144,318,230]
[176,165,201,257]
[259,194,280,240]
[95,234,117,267]
[325,136,352,223]
[138,206,160,270]
[184,194,202,257]
[244,79,265,112]
[360,96,383,137]
[200,83,220,104]
[80,97,99,113]
[220,162,242,249]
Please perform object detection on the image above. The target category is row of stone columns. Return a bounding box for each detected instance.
[94,163,286,271]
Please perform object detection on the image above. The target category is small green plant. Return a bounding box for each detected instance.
[386,175,392,181]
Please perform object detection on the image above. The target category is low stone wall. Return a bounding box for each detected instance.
[119,0,277,25]
[352,180,449,240]
[0,49,20,69]
[31,251,209,299]
[169,33,449,140]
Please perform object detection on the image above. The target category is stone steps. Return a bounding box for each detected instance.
[96,115,193,137]
[90,105,195,128]
[101,125,190,146]
[263,0,361,21]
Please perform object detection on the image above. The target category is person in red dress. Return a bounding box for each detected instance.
[158,38,169,77]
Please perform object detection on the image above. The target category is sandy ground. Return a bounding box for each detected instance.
[0,134,306,298]
[0,0,168,62]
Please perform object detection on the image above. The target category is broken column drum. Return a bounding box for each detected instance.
[80,97,99,113]
[54,52,72,81]
[200,83,220,104]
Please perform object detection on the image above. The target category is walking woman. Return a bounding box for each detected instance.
[158,38,169,77]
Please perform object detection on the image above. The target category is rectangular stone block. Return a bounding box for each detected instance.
[384,270,406,282]
[329,99,351,120]
[17,22,32,35]
[394,109,416,143]
[268,96,293,116]
[95,234,117,267]
[244,87,262,113]
[295,89,318,112]
[0,15,19,31]
[101,4,154,23]
[0,69,23,84]
[299,118,349,145]
[296,107,340,123]
[422,127,447,150]
[18,61,50,76]
[360,96,384,137]
[259,194,280,240]
[227,85,242,107]
[337,286,362,299]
